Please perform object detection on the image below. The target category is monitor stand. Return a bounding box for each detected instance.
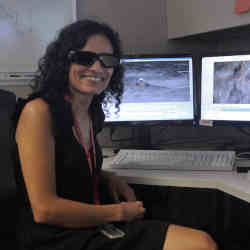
[132,126,152,149]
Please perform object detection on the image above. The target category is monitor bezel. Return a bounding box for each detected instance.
[104,53,198,127]
[200,50,250,127]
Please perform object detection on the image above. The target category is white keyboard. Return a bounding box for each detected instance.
[110,149,236,171]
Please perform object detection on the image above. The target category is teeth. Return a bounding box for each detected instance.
[85,76,102,81]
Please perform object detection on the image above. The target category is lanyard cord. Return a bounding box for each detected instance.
[73,114,100,204]
[64,95,100,204]
[73,115,96,176]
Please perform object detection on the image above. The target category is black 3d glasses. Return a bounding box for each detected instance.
[68,50,120,68]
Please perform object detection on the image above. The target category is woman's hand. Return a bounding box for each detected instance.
[119,201,145,221]
[101,171,137,203]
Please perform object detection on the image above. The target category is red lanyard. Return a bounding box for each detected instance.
[64,96,100,204]
[73,115,100,205]
[73,115,96,176]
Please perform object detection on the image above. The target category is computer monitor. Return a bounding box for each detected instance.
[201,52,250,125]
[104,54,195,126]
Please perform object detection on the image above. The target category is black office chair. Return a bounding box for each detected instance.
[0,89,18,248]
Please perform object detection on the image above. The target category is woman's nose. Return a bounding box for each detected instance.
[90,59,105,71]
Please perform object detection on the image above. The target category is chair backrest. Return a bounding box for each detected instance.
[0,89,18,246]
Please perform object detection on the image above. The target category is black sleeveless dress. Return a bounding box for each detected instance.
[12,96,169,250]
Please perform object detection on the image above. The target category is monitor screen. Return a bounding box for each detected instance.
[104,54,195,125]
[201,52,250,124]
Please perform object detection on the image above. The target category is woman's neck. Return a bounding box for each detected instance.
[70,92,93,120]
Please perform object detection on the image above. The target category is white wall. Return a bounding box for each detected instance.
[77,0,168,54]
[77,0,230,55]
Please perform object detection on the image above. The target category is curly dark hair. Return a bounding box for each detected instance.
[30,19,124,113]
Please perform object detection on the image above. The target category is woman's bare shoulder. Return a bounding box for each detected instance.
[22,98,50,116]
[16,98,53,136]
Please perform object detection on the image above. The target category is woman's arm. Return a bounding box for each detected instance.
[16,98,144,228]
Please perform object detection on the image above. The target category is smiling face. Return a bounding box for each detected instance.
[69,34,115,97]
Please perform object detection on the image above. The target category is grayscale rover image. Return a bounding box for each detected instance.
[214,61,250,104]
[121,60,191,103]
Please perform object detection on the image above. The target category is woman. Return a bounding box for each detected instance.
[13,19,218,250]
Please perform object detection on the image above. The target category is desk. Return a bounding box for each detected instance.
[103,157,250,249]
[103,156,250,203]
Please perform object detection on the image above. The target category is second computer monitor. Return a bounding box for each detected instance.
[104,54,195,125]
[201,52,250,124]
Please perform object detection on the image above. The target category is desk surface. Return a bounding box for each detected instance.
[103,157,250,203]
